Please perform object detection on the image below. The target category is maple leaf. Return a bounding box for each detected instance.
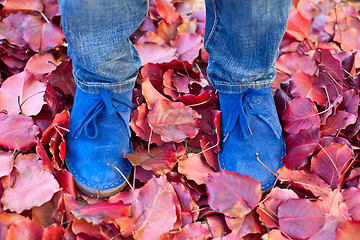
[1,166,60,213]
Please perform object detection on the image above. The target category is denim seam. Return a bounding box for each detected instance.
[75,75,137,87]
[204,0,218,51]
[213,81,271,87]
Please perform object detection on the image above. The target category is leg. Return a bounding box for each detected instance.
[59,0,148,197]
[204,0,291,190]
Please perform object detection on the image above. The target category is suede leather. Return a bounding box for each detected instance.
[219,87,285,190]
[66,87,134,197]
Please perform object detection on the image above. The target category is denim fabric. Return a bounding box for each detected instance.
[204,0,291,94]
[58,0,148,94]
[59,0,291,94]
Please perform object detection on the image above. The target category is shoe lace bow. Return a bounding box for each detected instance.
[72,89,135,139]
[223,88,281,142]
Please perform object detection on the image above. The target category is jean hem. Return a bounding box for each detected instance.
[211,80,272,94]
[74,76,137,94]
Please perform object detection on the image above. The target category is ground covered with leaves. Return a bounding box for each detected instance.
[0,0,360,239]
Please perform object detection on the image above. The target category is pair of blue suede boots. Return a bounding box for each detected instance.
[66,86,285,197]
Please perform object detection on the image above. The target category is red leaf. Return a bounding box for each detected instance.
[207,170,262,218]
[0,112,40,151]
[172,222,212,240]
[129,103,164,145]
[283,126,320,169]
[0,151,14,178]
[71,218,102,239]
[41,110,70,169]
[42,223,64,240]
[261,229,288,240]
[154,0,180,24]
[25,53,58,74]
[278,167,331,197]
[3,0,43,12]
[315,189,350,224]
[226,210,265,238]
[178,153,214,185]
[135,42,176,66]
[54,170,77,196]
[200,135,220,171]
[72,202,131,225]
[311,143,353,188]
[141,77,168,109]
[47,57,76,96]
[335,221,360,240]
[1,166,60,213]
[286,11,312,41]
[320,111,357,136]
[0,13,28,46]
[257,188,298,228]
[206,214,231,238]
[313,48,344,84]
[171,33,202,64]
[36,139,54,173]
[44,81,63,116]
[6,218,44,240]
[119,175,177,239]
[283,96,320,135]
[148,99,201,142]
[123,144,185,175]
[276,53,317,76]
[290,71,327,106]
[0,70,46,116]
[23,15,64,52]
[342,187,360,221]
[278,198,325,239]
[13,153,41,173]
[171,182,199,226]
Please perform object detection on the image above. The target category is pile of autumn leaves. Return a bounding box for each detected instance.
[0,0,360,239]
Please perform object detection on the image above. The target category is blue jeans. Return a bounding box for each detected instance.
[59,0,291,94]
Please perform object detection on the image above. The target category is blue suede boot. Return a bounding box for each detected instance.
[219,87,285,191]
[66,87,134,197]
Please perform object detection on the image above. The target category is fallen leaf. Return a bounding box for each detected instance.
[154,0,180,24]
[334,220,360,240]
[172,222,212,240]
[6,218,44,240]
[3,0,43,12]
[1,166,60,213]
[283,125,320,169]
[283,96,320,134]
[0,112,40,151]
[178,153,214,185]
[123,144,185,175]
[311,143,353,188]
[207,170,262,218]
[0,69,46,116]
[0,151,14,178]
[148,99,201,142]
[23,15,64,52]
[72,202,131,225]
[25,53,58,74]
[278,198,325,239]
